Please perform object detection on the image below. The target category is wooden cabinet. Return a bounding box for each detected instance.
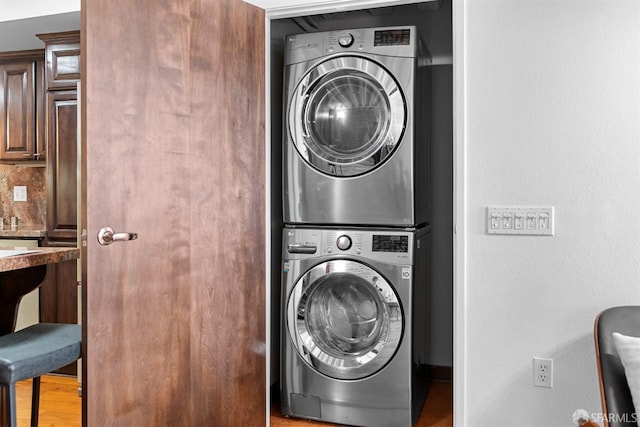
[39,246,78,325]
[37,32,80,376]
[0,50,45,162]
[37,241,78,375]
[37,31,80,247]
[45,90,78,242]
[39,31,81,91]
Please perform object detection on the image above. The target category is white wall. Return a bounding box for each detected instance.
[0,0,78,21]
[0,0,80,53]
[464,0,640,425]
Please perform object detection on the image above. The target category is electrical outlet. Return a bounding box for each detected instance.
[533,357,553,388]
[13,186,27,202]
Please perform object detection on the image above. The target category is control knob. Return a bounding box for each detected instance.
[338,33,354,48]
[336,235,352,251]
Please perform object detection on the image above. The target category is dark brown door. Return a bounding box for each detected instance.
[82,1,266,426]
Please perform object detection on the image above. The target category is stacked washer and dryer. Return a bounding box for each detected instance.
[280,26,432,427]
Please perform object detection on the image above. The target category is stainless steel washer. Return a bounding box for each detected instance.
[281,226,430,426]
[283,26,431,227]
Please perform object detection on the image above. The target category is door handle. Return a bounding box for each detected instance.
[97,227,138,246]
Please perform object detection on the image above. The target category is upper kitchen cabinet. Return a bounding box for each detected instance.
[37,31,80,244]
[0,50,46,163]
[37,31,80,91]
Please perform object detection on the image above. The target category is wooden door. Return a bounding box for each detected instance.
[81,1,266,426]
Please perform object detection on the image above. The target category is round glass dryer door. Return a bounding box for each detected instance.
[289,56,406,177]
[286,260,403,380]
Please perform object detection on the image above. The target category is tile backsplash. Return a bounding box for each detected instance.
[0,165,46,227]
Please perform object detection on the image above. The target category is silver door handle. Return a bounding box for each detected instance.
[97,227,138,246]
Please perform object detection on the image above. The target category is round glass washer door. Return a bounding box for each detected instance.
[289,56,406,177]
[286,259,403,380]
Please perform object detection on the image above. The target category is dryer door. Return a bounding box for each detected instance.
[286,259,403,380]
[288,56,406,177]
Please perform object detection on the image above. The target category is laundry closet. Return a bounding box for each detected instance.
[268,0,453,424]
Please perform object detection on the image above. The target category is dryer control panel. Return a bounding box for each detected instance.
[284,26,426,65]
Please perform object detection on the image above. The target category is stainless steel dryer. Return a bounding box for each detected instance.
[281,226,430,427]
[283,26,431,227]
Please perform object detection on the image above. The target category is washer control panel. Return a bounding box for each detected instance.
[284,227,414,264]
[325,231,362,255]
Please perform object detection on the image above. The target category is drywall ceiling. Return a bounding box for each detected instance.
[0,11,80,52]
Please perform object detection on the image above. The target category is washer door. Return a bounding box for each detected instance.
[288,56,406,177]
[286,259,403,380]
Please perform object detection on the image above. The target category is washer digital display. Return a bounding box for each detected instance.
[372,235,408,252]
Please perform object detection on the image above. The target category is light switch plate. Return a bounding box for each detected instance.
[487,206,554,236]
[13,186,27,202]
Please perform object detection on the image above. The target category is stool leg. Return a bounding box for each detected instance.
[30,377,41,427]
[6,383,17,427]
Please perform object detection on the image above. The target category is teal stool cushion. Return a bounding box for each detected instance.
[0,323,81,384]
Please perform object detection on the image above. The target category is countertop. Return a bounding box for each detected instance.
[0,225,47,239]
[0,247,79,272]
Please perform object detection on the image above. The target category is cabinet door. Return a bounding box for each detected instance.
[40,256,78,325]
[46,90,77,242]
[39,246,78,375]
[0,62,35,160]
[43,32,80,91]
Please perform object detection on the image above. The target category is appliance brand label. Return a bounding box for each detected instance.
[402,268,411,279]
[283,262,290,273]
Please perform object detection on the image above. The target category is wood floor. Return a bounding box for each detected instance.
[271,381,453,427]
[15,375,81,427]
[16,376,452,427]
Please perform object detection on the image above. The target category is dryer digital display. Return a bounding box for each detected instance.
[374,29,411,46]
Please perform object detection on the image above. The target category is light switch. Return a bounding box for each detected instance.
[490,213,501,229]
[539,213,549,230]
[13,186,27,202]
[502,212,513,229]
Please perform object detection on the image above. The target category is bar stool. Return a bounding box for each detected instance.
[0,323,81,427]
